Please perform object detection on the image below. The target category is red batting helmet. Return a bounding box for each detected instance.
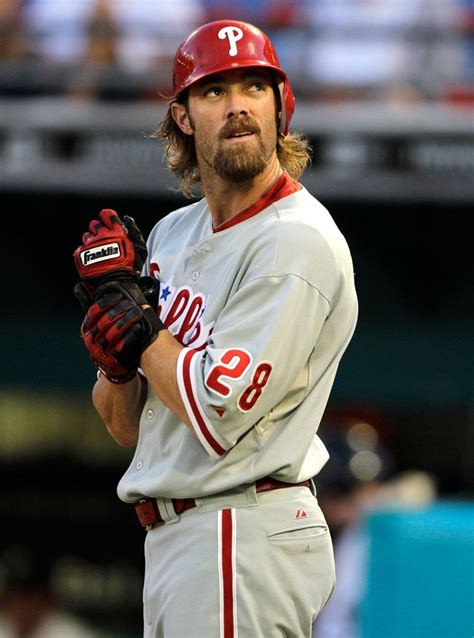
[172,20,295,136]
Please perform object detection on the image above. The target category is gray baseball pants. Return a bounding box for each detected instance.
[142,484,335,637]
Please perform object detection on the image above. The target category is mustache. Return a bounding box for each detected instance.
[220,118,260,139]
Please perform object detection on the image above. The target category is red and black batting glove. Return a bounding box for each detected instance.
[73,209,148,312]
[81,279,166,384]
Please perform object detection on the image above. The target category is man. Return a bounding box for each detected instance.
[73,20,358,638]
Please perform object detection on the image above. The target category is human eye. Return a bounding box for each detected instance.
[248,80,268,93]
[204,85,224,97]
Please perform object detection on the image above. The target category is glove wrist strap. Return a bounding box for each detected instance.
[93,360,138,385]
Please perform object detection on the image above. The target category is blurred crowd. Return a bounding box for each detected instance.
[0,0,473,103]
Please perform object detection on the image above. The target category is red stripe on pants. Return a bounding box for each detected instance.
[221,509,234,638]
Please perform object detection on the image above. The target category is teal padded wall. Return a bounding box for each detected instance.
[362,503,474,638]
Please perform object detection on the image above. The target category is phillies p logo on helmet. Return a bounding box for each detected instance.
[218,26,243,57]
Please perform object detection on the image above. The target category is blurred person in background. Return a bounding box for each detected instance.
[67,0,120,100]
[0,546,100,638]
[311,418,437,638]
[0,0,23,60]
[82,0,119,68]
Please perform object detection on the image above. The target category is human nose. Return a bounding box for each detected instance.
[224,87,249,120]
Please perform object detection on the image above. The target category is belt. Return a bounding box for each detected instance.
[135,478,311,530]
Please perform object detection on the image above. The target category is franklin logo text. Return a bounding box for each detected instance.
[81,242,120,266]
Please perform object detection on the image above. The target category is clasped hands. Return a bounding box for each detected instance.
[73,209,164,383]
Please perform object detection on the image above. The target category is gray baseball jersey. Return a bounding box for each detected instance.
[117,173,358,503]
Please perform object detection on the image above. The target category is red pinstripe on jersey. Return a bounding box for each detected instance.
[177,348,228,457]
[218,509,237,638]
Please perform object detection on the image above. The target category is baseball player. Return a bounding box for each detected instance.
[73,20,358,638]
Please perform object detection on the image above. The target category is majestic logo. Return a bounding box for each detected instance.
[295,508,308,519]
[218,26,243,57]
[81,242,120,266]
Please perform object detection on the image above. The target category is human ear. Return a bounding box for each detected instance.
[171,102,193,136]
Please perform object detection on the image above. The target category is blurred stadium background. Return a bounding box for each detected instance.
[0,1,472,637]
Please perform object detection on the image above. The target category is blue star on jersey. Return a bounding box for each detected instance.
[161,286,171,302]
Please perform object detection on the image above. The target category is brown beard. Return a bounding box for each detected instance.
[213,117,272,181]
[213,139,270,181]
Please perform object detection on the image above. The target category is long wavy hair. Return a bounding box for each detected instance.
[153,94,312,198]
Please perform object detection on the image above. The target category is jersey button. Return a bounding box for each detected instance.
[146,409,154,419]
[191,271,200,281]
[136,460,143,470]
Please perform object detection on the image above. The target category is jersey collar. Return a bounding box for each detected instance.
[212,172,302,233]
